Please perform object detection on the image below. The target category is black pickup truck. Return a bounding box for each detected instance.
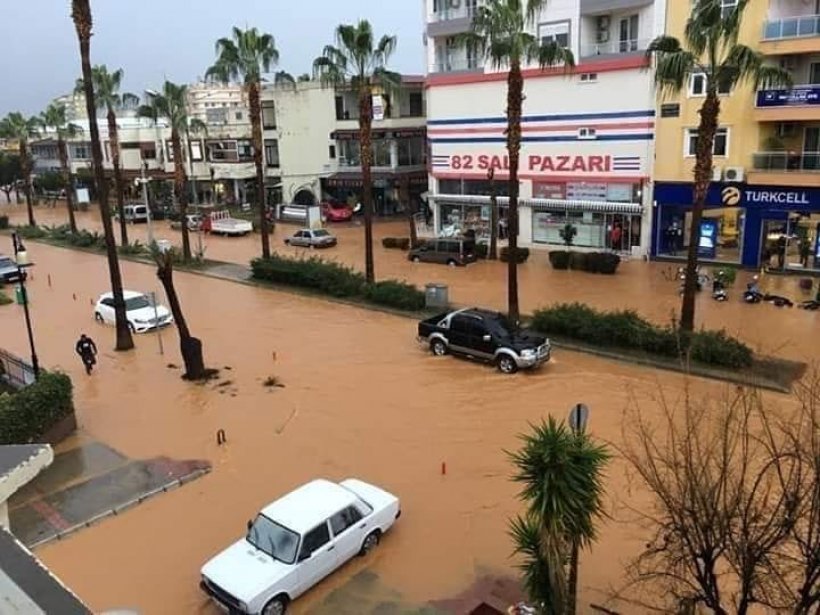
[417,308,551,374]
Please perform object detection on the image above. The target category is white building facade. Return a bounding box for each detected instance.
[424,0,666,255]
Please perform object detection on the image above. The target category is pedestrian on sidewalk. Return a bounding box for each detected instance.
[75,333,98,375]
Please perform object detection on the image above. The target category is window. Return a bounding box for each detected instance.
[450,315,472,333]
[206,107,227,125]
[538,21,570,48]
[329,506,363,536]
[299,523,330,559]
[397,137,425,166]
[686,128,729,157]
[720,0,738,18]
[141,146,157,160]
[71,144,90,160]
[262,102,277,129]
[207,140,238,162]
[618,15,639,52]
[235,111,243,121]
[408,92,424,117]
[579,73,597,83]
[328,145,336,159]
[578,127,597,140]
[689,73,732,96]
[660,103,680,118]
[264,140,280,167]
[190,141,203,162]
[237,140,253,161]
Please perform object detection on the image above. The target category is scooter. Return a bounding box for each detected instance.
[711,271,728,301]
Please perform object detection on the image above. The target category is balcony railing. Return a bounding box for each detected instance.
[753,152,820,172]
[580,38,650,59]
[756,84,820,108]
[431,58,481,73]
[431,4,479,22]
[762,15,820,40]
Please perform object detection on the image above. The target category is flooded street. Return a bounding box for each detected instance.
[0,203,815,614]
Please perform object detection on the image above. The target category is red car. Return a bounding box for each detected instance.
[322,200,354,222]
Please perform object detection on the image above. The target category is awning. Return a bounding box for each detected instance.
[329,128,426,140]
[323,171,428,189]
[430,194,642,215]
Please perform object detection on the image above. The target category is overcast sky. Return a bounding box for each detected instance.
[0,0,425,116]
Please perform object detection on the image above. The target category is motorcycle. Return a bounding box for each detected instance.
[711,271,728,302]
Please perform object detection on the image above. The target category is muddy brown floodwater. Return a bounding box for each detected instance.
[0,203,814,615]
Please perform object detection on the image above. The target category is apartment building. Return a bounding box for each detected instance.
[424,0,665,254]
[652,0,820,270]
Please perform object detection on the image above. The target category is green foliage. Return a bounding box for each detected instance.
[531,302,753,368]
[381,237,411,250]
[251,255,425,311]
[712,266,737,286]
[0,292,12,306]
[500,246,530,263]
[119,240,148,256]
[33,171,65,192]
[550,251,621,274]
[0,372,74,444]
[0,153,22,186]
[14,225,47,239]
[559,223,577,247]
[0,215,9,230]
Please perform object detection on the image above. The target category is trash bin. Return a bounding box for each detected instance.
[14,284,26,305]
[425,283,449,309]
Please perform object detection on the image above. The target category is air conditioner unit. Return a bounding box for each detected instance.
[712,166,723,181]
[777,122,797,138]
[724,166,745,182]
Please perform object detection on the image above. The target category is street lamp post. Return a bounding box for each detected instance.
[139,160,155,245]
[11,233,39,379]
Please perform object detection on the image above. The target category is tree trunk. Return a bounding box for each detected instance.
[567,539,579,615]
[18,143,35,226]
[400,176,417,248]
[156,254,205,380]
[171,128,191,261]
[57,137,78,233]
[108,107,128,246]
[505,61,523,324]
[73,0,134,351]
[358,84,375,284]
[680,91,720,335]
[488,168,498,260]
[249,81,272,258]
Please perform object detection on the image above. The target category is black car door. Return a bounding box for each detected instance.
[468,317,496,359]
[447,315,472,353]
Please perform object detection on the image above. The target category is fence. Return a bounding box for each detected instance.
[0,349,36,390]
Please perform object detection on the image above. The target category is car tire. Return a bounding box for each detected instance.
[412,256,421,263]
[262,595,288,615]
[94,312,104,323]
[430,339,447,357]
[497,354,518,374]
[359,530,381,556]
[447,259,457,267]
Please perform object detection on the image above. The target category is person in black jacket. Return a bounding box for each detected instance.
[75,334,98,374]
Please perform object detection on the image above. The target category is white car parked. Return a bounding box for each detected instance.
[200,478,401,615]
[93,290,173,334]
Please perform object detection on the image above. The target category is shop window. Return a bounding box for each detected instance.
[686,128,728,157]
[533,210,642,250]
[657,205,743,263]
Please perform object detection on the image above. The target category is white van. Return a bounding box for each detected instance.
[122,204,149,223]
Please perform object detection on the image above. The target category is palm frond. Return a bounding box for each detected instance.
[272,70,297,90]
[188,118,207,136]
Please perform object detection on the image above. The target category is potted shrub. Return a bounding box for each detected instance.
[500,246,530,263]
[570,251,588,271]
[548,250,570,269]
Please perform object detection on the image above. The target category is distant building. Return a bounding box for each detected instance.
[50,92,87,122]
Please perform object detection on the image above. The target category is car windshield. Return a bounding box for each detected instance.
[313,230,330,237]
[246,514,300,564]
[124,295,152,311]
[490,313,517,336]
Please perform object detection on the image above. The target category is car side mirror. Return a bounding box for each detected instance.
[482,334,492,342]
[247,520,253,531]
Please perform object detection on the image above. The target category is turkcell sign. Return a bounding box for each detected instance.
[745,190,810,205]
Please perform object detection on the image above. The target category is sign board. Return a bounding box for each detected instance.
[698,219,718,259]
[307,205,322,229]
[433,153,643,175]
[568,403,589,433]
[75,188,90,204]
[372,95,385,121]
[654,182,820,211]
[756,86,820,108]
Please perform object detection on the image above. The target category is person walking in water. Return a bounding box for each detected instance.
[75,333,98,374]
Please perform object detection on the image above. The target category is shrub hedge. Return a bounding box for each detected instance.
[0,215,9,230]
[500,247,530,263]
[251,254,426,311]
[530,302,753,369]
[0,372,74,444]
[549,250,621,274]
[382,237,411,250]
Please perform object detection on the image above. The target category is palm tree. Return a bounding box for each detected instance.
[461,0,574,323]
[206,27,294,258]
[647,0,791,333]
[40,103,82,233]
[0,113,41,226]
[137,81,206,261]
[76,66,139,246]
[508,418,609,614]
[314,20,400,284]
[71,0,134,351]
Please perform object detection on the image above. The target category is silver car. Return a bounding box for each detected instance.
[0,255,25,284]
[284,228,337,249]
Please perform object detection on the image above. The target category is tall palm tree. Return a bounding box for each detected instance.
[647,0,791,333]
[0,112,41,226]
[206,27,294,259]
[508,418,609,615]
[39,103,82,233]
[75,66,139,246]
[314,21,400,284]
[137,81,206,261]
[71,0,134,351]
[461,0,575,324]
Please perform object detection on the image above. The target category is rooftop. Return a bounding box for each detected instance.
[260,479,356,534]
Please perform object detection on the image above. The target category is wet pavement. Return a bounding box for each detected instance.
[8,439,210,547]
[0,202,815,614]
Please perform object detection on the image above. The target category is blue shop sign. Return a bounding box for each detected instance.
[654,182,820,211]
[756,86,820,108]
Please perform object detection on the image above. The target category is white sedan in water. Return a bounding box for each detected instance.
[93,290,173,333]
[200,478,401,615]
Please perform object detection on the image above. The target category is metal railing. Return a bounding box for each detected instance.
[763,14,820,40]
[430,57,481,73]
[430,3,479,22]
[580,38,650,58]
[0,348,36,390]
[752,152,820,172]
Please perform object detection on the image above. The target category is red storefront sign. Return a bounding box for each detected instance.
[447,153,614,172]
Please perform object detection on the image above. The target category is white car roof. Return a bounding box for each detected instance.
[99,290,145,300]
[260,479,357,535]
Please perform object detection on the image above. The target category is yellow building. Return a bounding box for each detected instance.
[651,0,820,272]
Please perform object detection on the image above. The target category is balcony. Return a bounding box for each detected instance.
[749,151,820,187]
[427,3,478,37]
[754,85,820,122]
[430,57,481,74]
[579,0,653,16]
[760,14,820,54]
[580,38,650,60]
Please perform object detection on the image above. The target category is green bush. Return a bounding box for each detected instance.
[0,292,12,306]
[251,254,426,311]
[14,225,47,239]
[500,247,530,263]
[548,251,621,274]
[363,280,425,311]
[569,251,588,271]
[530,302,752,369]
[548,251,570,269]
[0,372,74,444]
[381,237,411,250]
[0,215,8,230]
[119,241,148,256]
